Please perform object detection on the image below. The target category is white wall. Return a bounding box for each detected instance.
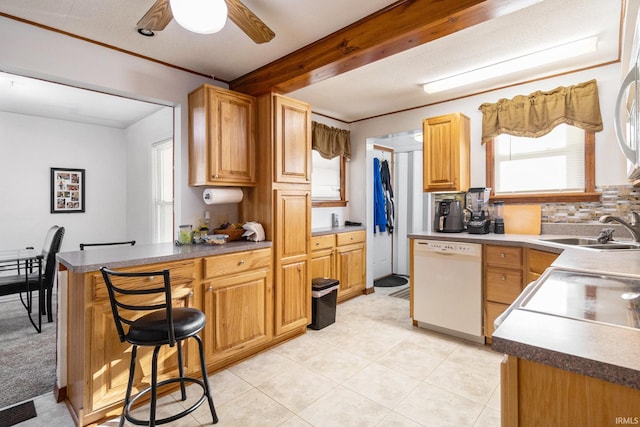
[0,16,222,248]
[0,112,127,252]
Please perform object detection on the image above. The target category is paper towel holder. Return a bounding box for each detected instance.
[203,187,244,205]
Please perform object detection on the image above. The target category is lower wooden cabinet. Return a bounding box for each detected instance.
[201,249,272,365]
[484,245,558,341]
[502,356,640,426]
[311,230,366,303]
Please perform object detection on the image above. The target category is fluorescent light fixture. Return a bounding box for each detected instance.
[170,0,228,34]
[422,36,599,94]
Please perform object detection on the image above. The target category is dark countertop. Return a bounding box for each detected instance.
[312,225,366,236]
[410,229,640,390]
[57,240,272,273]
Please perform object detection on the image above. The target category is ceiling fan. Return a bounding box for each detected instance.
[137,0,275,44]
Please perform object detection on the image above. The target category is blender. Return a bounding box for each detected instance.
[466,187,491,234]
[493,201,505,234]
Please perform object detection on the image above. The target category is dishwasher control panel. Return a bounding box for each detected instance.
[416,240,481,256]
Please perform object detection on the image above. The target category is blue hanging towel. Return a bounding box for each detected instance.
[373,157,387,233]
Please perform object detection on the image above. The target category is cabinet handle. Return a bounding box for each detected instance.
[207,286,213,291]
[189,291,194,297]
[500,275,506,281]
[315,242,319,246]
[214,174,219,179]
[238,260,245,265]
[500,253,505,258]
[148,276,154,281]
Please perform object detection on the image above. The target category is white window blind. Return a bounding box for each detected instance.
[311,150,341,200]
[494,124,585,194]
[152,140,173,243]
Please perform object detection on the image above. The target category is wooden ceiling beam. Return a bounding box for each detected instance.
[230,0,540,96]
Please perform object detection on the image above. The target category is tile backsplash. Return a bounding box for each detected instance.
[542,185,640,223]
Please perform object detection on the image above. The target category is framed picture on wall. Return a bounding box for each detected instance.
[51,167,85,213]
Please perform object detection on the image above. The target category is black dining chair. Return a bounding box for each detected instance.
[0,225,65,323]
[79,240,136,250]
[100,266,218,427]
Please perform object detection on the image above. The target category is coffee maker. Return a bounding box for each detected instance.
[433,199,465,232]
[466,187,491,234]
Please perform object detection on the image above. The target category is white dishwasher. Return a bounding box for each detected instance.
[413,239,484,343]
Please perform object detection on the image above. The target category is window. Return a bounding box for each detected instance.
[311,150,347,207]
[486,125,597,203]
[152,139,173,243]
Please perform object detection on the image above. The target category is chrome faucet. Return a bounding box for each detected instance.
[599,212,640,242]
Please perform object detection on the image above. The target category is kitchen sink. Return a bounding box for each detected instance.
[539,237,640,251]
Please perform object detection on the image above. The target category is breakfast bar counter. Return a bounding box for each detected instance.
[55,240,314,427]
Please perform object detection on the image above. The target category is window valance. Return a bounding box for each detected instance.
[312,121,351,160]
[478,79,603,144]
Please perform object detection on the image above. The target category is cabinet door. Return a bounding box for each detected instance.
[89,285,194,412]
[274,95,311,184]
[275,189,311,260]
[275,259,310,336]
[526,249,559,283]
[423,113,469,191]
[208,88,256,185]
[335,242,366,302]
[202,269,271,365]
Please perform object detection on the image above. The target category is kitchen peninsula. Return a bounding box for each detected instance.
[410,231,640,426]
[56,240,304,426]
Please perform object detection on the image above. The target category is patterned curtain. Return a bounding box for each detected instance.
[312,121,351,159]
[478,79,603,144]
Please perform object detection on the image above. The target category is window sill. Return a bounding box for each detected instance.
[490,192,600,204]
[312,200,348,208]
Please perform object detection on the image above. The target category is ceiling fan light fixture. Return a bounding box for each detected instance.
[170,0,228,34]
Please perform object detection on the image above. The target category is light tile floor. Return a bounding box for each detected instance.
[14,286,502,426]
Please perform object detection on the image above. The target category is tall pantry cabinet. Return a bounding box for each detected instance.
[244,93,313,337]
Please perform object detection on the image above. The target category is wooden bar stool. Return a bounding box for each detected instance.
[100,267,218,426]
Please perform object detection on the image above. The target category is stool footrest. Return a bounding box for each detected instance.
[124,376,208,426]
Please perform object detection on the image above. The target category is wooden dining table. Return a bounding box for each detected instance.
[0,248,44,333]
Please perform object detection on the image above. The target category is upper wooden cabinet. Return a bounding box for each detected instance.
[188,84,256,187]
[422,112,470,192]
[273,95,312,184]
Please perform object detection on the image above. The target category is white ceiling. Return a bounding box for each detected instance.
[0,0,624,124]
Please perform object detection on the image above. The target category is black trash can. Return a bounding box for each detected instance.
[309,278,339,330]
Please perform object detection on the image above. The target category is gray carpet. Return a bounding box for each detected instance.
[0,295,56,409]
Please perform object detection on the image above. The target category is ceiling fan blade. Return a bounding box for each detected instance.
[137,0,173,31]
[225,0,275,44]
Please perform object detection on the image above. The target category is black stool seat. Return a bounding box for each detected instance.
[100,267,218,427]
[129,308,205,344]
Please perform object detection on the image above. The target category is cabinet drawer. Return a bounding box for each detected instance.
[486,267,522,304]
[203,248,271,279]
[485,245,522,267]
[311,234,335,251]
[92,260,195,300]
[336,230,365,246]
